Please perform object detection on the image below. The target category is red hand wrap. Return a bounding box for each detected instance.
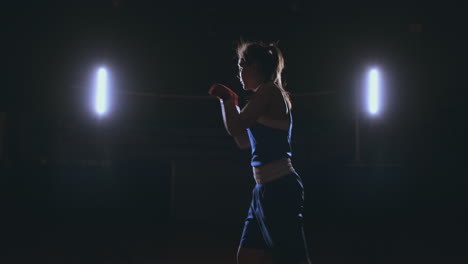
[208,83,239,106]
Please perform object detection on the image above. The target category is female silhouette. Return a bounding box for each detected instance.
[209,41,311,264]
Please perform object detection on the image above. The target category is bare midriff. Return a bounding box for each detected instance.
[252,157,296,184]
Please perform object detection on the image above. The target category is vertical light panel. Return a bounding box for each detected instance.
[95,67,108,116]
[367,68,380,115]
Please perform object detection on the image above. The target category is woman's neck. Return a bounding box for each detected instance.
[252,79,272,92]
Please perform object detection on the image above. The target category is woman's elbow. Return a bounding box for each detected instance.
[233,132,251,150]
[228,121,249,137]
[236,141,251,150]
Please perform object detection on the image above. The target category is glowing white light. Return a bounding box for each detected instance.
[95,67,108,115]
[367,68,380,115]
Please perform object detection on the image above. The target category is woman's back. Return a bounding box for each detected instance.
[247,82,293,167]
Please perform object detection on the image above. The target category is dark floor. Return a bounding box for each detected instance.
[1,160,467,263]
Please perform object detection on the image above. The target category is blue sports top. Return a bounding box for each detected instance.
[247,108,293,167]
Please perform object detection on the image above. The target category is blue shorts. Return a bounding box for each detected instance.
[239,173,310,263]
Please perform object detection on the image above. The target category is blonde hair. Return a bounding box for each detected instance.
[237,40,291,109]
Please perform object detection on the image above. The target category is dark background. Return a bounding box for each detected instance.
[1,1,467,263]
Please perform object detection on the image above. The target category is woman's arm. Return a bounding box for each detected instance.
[219,99,251,149]
[219,99,242,136]
[219,84,273,137]
[233,131,251,149]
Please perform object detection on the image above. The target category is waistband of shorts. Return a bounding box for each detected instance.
[252,157,296,184]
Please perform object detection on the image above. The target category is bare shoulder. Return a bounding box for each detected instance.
[265,83,287,107]
[254,82,282,102]
[258,82,289,123]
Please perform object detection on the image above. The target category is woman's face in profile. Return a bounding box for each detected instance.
[237,59,257,91]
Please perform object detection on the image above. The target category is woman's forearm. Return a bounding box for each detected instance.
[220,99,245,137]
[220,100,251,149]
